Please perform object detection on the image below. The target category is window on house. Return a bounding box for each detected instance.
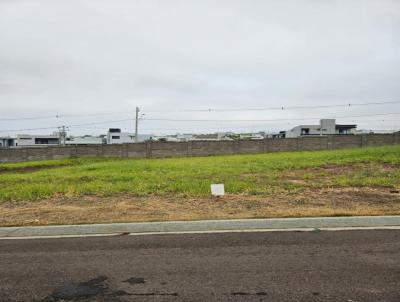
[112,136,120,139]
[301,128,310,135]
[35,138,59,144]
[109,128,121,133]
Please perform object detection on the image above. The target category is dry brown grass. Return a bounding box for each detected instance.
[2,187,400,227]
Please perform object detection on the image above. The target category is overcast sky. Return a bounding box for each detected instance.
[1,0,400,135]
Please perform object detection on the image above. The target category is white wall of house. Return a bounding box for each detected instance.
[320,119,336,135]
[15,135,35,146]
[66,136,104,145]
[106,129,153,144]
[107,132,135,144]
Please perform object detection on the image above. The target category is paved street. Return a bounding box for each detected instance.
[0,230,399,301]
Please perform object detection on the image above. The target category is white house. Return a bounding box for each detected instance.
[15,134,60,146]
[285,119,357,138]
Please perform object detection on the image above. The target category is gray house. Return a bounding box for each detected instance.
[285,119,357,138]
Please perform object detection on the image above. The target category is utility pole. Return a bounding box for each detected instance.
[59,125,67,146]
[62,125,66,146]
[135,107,139,143]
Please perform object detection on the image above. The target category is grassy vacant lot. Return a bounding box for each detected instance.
[1,145,400,226]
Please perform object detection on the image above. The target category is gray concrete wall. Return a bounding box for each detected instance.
[0,133,399,163]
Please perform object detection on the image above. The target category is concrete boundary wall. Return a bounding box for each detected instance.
[0,133,399,163]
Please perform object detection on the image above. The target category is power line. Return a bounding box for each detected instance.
[145,100,400,112]
[0,120,136,133]
[63,112,400,126]
[0,111,136,122]
[142,112,400,122]
[0,126,60,133]
[1,112,400,134]
[1,100,400,122]
[0,115,60,122]
[0,118,134,134]
[68,118,133,127]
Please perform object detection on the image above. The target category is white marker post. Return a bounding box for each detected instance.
[211,184,225,197]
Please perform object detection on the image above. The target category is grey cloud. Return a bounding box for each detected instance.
[0,0,399,135]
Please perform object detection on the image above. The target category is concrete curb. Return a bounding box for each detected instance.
[1,216,400,238]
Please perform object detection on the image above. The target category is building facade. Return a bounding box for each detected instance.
[15,134,60,147]
[285,119,357,138]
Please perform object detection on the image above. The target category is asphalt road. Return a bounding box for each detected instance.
[1,230,400,302]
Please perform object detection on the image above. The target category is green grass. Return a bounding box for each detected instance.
[1,145,400,202]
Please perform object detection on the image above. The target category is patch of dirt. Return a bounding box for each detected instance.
[281,162,400,186]
[1,187,400,227]
[319,162,400,173]
[0,164,69,174]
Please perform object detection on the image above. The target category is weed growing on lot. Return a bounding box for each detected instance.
[0,145,399,202]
